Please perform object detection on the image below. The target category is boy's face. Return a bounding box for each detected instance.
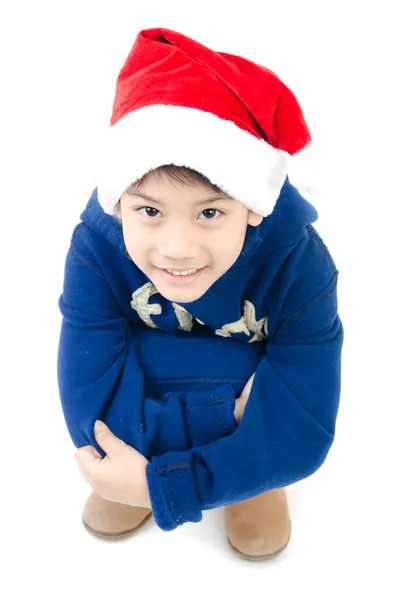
[116,173,263,303]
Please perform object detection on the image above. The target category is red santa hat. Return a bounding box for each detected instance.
[96,27,319,217]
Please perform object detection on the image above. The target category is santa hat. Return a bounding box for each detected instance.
[96,27,319,217]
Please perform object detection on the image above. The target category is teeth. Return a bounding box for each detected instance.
[165,269,198,276]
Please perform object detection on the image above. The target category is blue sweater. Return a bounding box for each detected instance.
[57,176,343,531]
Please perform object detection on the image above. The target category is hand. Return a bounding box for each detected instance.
[234,373,256,424]
[74,421,151,508]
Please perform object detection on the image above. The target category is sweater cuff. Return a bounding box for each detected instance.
[183,383,238,447]
[146,452,202,531]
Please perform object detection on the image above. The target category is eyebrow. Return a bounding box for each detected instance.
[126,192,233,206]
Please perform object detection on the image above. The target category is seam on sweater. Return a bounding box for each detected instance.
[145,377,246,386]
[161,470,180,525]
[70,243,107,281]
[267,358,335,440]
[186,397,232,410]
[69,240,124,312]
[307,225,338,276]
[278,315,340,341]
[281,272,338,327]
[199,440,218,459]
[147,461,192,474]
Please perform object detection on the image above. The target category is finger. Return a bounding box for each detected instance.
[94,420,125,459]
[75,446,101,471]
[92,446,102,459]
[74,446,100,459]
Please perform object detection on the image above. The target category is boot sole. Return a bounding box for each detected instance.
[227,526,291,561]
[82,510,153,541]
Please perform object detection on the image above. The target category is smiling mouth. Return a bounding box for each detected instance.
[161,268,203,276]
[157,266,207,283]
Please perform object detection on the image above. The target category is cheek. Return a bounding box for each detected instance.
[127,244,147,264]
[123,227,146,254]
[216,227,246,256]
[123,238,147,267]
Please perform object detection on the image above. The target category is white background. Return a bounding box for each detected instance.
[1,1,396,598]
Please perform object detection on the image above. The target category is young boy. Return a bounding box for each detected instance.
[57,27,343,561]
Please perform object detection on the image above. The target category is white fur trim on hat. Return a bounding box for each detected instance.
[96,104,311,217]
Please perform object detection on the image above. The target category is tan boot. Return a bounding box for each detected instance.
[82,491,153,540]
[224,487,291,561]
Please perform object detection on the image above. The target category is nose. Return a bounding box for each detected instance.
[157,222,198,261]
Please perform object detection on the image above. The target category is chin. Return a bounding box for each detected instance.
[159,287,206,304]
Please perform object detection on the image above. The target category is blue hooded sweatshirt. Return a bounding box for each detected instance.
[57,176,343,531]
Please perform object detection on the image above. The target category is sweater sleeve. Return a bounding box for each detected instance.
[145,274,343,531]
[57,241,238,458]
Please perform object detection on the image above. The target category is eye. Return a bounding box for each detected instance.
[199,209,224,220]
[135,206,161,218]
[134,206,224,220]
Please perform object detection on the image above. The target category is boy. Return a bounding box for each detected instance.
[57,27,343,561]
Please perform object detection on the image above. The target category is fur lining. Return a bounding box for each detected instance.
[96,104,295,217]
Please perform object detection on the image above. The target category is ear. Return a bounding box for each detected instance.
[247,210,264,227]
